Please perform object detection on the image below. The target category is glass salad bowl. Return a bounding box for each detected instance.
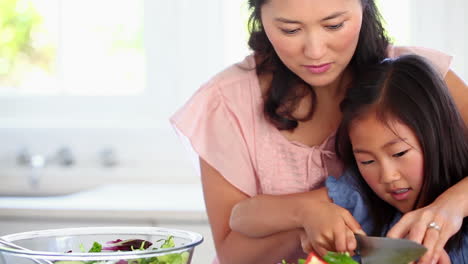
[0,226,203,264]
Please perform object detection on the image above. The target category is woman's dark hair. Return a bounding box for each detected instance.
[247,0,390,130]
[335,55,468,252]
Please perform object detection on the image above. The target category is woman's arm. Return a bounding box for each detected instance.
[387,177,467,264]
[230,188,329,237]
[229,182,363,256]
[200,158,304,264]
[445,70,468,123]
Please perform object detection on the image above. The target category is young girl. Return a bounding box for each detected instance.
[332,54,468,262]
[231,55,468,262]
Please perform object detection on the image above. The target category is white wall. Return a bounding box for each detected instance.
[409,0,467,81]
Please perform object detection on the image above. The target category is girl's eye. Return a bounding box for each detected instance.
[360,160,374,165]
[326,22,344,30]
[393,150,409,158]
[281,28,300,35]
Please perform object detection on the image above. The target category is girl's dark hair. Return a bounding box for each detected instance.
[247,0,390,130]
[335,55,468,252]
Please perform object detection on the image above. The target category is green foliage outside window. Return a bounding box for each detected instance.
[0,0,54,87]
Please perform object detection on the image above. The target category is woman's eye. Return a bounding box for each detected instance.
[326,22,344,30]
[360,160,374,165]
[393,150,409,158]
[281,28,300,35]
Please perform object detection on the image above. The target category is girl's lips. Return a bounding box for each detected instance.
[390,188,411,201]
[304,63,332,74]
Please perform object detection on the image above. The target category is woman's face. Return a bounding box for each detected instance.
[261,0,363,89]
[349,113,424,213]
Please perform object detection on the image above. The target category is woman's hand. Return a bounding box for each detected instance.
[387,204,461,263]
[437,249,451,264]
[387,178,468,264]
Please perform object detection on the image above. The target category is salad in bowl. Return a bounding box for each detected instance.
[0,226,203,264]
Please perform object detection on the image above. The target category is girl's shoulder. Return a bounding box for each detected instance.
[387,45,453,77]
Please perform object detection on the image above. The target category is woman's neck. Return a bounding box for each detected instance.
[313,67,352,102]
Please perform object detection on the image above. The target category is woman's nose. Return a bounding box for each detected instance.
[303,33,326,60]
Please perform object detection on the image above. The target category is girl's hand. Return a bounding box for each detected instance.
[230,187,364,256]
[299,200,364,256]
[387,199,463,264]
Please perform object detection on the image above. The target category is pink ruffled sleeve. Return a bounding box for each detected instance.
[388,46,453,77]
[170,79,258,197]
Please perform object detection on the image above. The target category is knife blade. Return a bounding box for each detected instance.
[355,234,427,264]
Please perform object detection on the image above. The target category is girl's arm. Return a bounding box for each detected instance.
[229,181,363,256]
[388,70,467,264]
[200,158,304,264]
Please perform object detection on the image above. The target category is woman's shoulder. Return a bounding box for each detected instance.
[173,54,261,120]
[171,54,262,129]
[387,45,453,76]
[204,54,260,96]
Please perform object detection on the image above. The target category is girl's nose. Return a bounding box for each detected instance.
[380,164,401,184]
[303,33,326,60]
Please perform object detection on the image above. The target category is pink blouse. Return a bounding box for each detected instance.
[170,46,452,263]
[171,46,452,197]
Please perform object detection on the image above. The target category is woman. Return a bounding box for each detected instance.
[171,0,468,263]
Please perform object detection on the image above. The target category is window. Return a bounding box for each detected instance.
[377,0,410,45]
[0,0,145,96]
[0,0,251,128]
[0,1,250,190]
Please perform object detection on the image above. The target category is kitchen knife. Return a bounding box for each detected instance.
[355,234,427,264]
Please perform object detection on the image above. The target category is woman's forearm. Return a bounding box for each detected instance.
[230,187,331,237]
[201,157,307,263]
[462,177,468,217]
[438,176,468,217]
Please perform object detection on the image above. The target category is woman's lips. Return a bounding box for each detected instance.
[390,188,411,201]
[304,63,332,74]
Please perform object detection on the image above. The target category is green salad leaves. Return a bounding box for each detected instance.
[322,252,358,264]
[55,236,190,264]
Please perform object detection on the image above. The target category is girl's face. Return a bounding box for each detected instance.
[260,0,363,89]
[349,113,424,213]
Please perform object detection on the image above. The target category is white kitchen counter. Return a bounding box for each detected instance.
[0,184,208,222]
